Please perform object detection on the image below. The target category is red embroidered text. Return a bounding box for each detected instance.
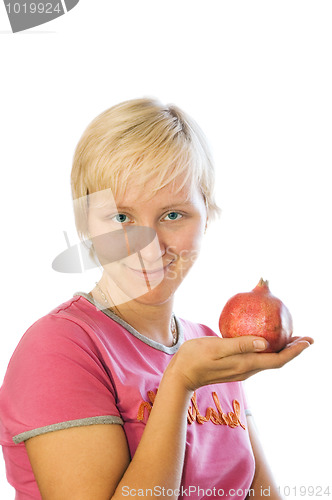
[137,390,246,429]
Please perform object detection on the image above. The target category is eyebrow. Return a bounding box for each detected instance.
[115,201,194,211]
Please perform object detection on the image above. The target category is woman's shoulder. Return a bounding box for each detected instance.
[0,295,123,448]
[9,294,105,362]
[0,294,117,406]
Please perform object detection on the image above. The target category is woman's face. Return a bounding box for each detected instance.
[87,173,208,307]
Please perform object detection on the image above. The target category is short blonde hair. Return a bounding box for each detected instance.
[71,97,221,242]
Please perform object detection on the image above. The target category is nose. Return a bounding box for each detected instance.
[138,228,165,264]
[90,225,161,266]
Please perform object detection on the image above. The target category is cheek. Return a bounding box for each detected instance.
[169,224,204,261]
[87,214,104,238]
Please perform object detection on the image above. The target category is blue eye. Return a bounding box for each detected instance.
[165,212,182,221]
[109,212,182,224]
[112,213,129,223]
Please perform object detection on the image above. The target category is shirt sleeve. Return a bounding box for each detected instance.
[0,314,123,444]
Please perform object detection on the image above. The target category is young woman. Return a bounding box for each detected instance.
[0,98,313,499]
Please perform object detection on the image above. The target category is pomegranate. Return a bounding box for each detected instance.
[219,278,293,353]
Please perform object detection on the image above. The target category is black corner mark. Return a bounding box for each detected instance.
[3,0,80,33]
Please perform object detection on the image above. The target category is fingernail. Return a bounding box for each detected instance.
[253,339,267,351]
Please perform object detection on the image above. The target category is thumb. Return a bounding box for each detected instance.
[220,336,269,356]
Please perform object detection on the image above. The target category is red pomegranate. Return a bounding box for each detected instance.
[219,278,293,353]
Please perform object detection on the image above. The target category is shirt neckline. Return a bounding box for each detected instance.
[73,291,184,355]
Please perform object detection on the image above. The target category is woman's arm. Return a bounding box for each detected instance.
[25,423,131,499]
[25,335,311,499]
[246,415,283,499]
[25,369,192,500]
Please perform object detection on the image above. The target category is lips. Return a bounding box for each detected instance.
[127,261,173,278]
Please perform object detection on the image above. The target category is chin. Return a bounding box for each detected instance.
[132,283,178,306]
[104,268,183,306]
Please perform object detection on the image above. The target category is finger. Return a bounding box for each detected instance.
[221,336,312,374]
[287,336,301,342]
[254,338,312,369]
[285,336,314,347]
[217,336,270,358]
[277,339,312,365]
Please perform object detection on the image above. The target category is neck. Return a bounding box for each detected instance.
[91,279,176,347]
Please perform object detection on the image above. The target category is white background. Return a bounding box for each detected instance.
[0,1,331,498]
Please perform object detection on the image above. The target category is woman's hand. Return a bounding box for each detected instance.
[166,335,314,393]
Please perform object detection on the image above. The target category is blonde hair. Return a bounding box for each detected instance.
[71,97,221,243]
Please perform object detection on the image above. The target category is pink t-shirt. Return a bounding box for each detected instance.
[0,293,255,499]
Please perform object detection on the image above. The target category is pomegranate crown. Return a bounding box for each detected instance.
[253,277,270,291]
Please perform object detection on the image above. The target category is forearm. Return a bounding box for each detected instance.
[113,370,193,499]
[248,461,282,500]
[246,416,282,500]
